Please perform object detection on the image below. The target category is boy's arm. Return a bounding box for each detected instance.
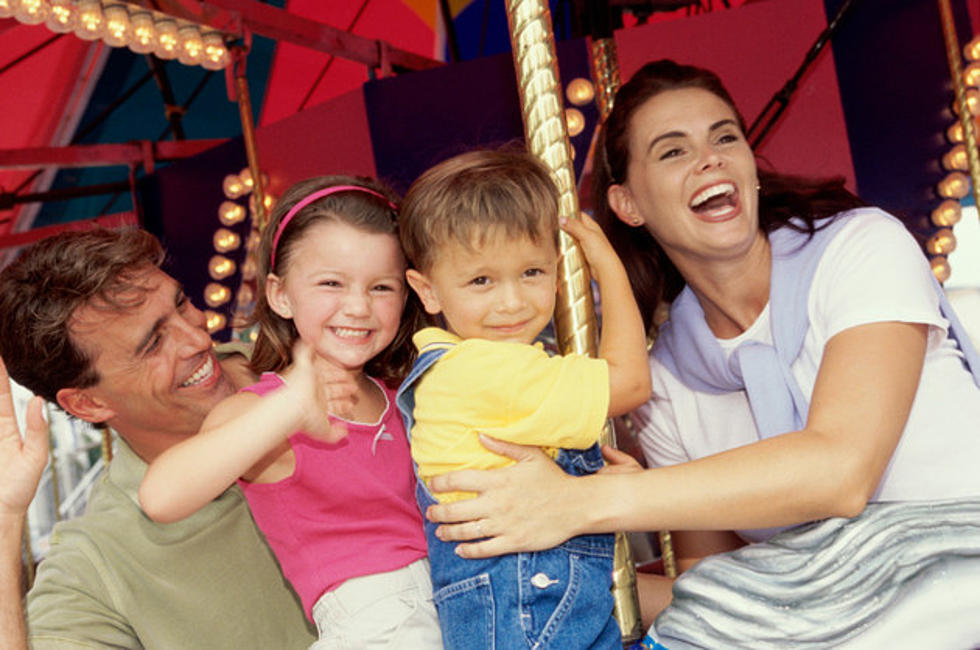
[139,344,352,523]
[560,215,651,416]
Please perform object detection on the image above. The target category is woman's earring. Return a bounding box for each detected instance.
[632,218,643,226]
[755,181,761,191]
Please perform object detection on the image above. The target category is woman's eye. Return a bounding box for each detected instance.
[717,132,740,145]
[659,147,683,160]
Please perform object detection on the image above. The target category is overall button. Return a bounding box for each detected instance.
[530,572,558,589]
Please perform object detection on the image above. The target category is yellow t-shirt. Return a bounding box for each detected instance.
[410,327,610,502]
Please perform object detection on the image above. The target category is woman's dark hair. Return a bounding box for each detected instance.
[250,175,426,386]
[592,59,864,333]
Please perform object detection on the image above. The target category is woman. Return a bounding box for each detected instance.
[425,60,980,648]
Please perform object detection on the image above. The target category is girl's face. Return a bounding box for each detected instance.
[608,87,761,270]
[266,221,407,374]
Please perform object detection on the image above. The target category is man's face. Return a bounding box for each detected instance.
[61,267,234,461]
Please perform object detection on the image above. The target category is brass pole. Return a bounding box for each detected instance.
[590,37,676,582]
[937,0,980,209]
[232,48,267,229]
[505,2,642,643]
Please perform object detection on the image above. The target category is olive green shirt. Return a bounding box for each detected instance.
[26,439,316,649]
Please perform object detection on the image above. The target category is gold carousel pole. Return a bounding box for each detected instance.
[231,46,268,229]
[505,2,642,643]
[937,0,980,209]
[589,37,677,583]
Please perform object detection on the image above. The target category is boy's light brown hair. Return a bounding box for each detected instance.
[399,148,560,272]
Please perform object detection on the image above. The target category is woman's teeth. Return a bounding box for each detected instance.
[690,182,736,210]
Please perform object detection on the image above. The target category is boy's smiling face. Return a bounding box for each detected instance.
[406,227,559,345]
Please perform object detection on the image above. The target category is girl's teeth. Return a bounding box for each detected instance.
[333,327,369,338]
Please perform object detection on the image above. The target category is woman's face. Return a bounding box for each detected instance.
[608,87,761,270]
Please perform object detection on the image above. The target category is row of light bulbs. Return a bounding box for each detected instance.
[0,0,231,70]
[204,167,273,333]
[928,34,980,283]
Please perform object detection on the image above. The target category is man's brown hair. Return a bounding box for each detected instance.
[0,228,164,403]
[399,148,560,272]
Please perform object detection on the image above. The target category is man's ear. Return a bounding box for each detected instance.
[56,387,115,424]
[265,273,292,319]
[405,269,442,315]
[607,184,643,228]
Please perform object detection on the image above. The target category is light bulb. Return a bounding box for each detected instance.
[931,199,962,227]
[74,0,104,41]
[237,284,254,306]
[0,0,16,20]
[204,310,227,333]
[947,121,964,143]
[566,78,595,106]
[565,108,585,137]
[153,18,178,59]
[204,283,231,308]
[208,255,236,280]
[942,144,968,171]
[213,228,241,253]
[239,167,254,191]
[202,32,230,71]
[223,174,245,199]
[218,200,246,226]
[127,11,156,54]
[930,256,951,284]
[177,24,204,66]
[965,62,980,88]
[101,4,130,48]
[965,35,980,62]
[14,0,49,25]
[926,228,956,256]
[938,172,970,199]
[952,88,980,117]
[45,0,75,33]
[241,255,257,281]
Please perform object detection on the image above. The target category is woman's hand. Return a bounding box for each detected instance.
[426,435,584,558]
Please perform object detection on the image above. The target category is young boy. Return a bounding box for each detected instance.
[396,149,651,649]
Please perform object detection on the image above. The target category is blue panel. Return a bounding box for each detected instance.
[825,0,974,238]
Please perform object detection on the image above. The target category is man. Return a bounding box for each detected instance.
[0,228,316,648]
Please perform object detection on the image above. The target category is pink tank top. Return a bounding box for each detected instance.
[238,373,427,620]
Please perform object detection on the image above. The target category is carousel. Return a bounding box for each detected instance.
[2,0,980,647]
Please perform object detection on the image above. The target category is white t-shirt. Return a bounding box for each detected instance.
[634,208,980,542]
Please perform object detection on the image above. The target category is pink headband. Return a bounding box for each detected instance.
[269,185,397,267]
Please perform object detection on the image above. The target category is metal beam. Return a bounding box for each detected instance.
[0,213,138,251]
[153,0,442,72]
[0,139,227,170]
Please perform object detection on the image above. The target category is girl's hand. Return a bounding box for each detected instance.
[559,213,620,278]
[287,342,355,443]
[426,435,581,558]
[598,445,644,475]
[0,357,48,521]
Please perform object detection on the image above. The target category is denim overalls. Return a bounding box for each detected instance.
[396,344,620,649]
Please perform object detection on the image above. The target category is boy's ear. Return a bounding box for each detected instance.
[607,184,642,228]
[265,273,292,319]
[405,269,442,315]
[56,387,115,424]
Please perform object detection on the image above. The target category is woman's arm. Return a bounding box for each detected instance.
[560,215,651,416]
[427,320,926,556]
[139,344,352,523]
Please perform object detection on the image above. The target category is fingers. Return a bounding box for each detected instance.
[23,397,49,457]
[601,444,641,467]
[476,434,548,463]
[427,470,494,507]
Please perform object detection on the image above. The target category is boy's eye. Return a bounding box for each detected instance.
[524,268,545,278]
[469,276,490,287]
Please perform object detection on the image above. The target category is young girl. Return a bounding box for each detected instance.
[139,176,442,648]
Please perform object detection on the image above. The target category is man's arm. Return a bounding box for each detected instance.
[0,358,49,650]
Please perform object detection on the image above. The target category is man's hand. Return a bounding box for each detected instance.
[0,357,48,521]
